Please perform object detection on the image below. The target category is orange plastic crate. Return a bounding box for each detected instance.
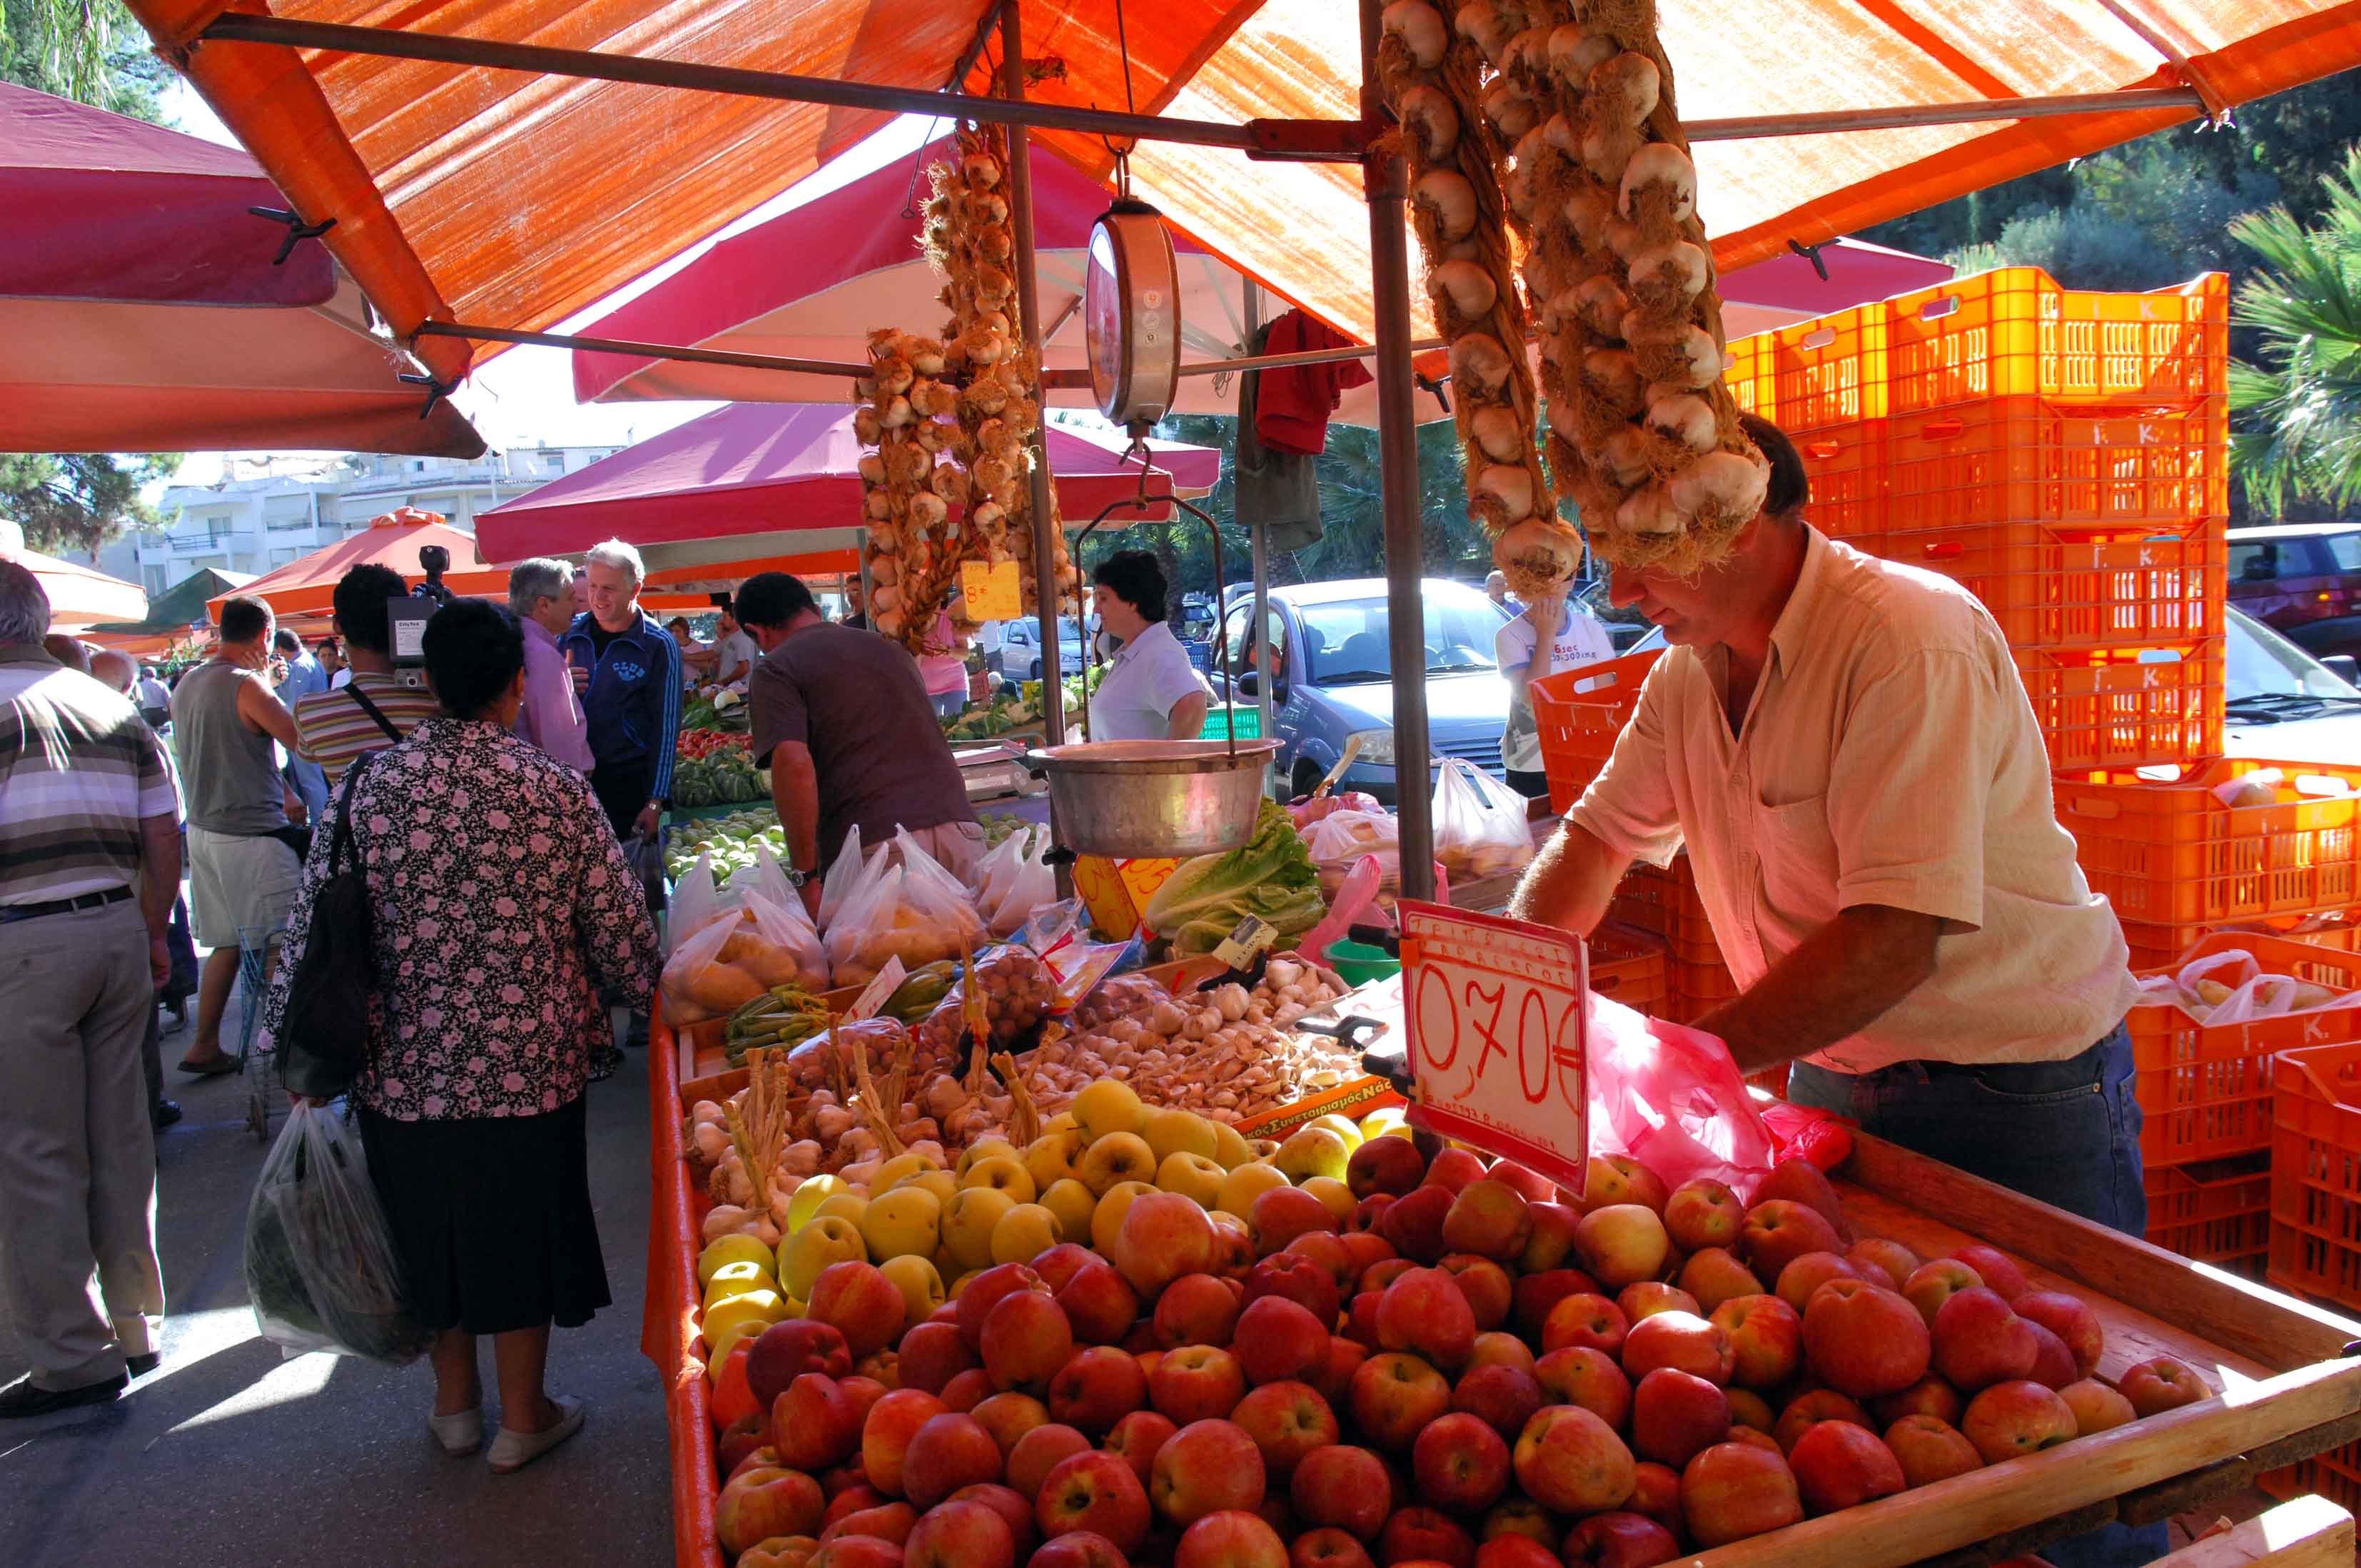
[1884,514,2224,650]
[1532,649,1663,814]
[2269,1037,2361,1312]
[2118,909,2361,973]
[2018,642,2223,774]
[1789,423,1889,545]
[1663,954,1739,1026]
[2058,757,2361,926]
[1589,922,1668,1018]
[1609,855,1718,960]
[1759,304,1891,430]
[1885,268,2229,413]
[2143,1153,2270,1278]
[1881,398,2230,533]
[2259,1444,2361,1516]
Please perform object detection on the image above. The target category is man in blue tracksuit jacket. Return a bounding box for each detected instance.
[558,540,682,842]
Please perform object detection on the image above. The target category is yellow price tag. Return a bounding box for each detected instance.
[960,560,1023,622]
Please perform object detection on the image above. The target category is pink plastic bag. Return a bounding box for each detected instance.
[1584,991,1777,1202]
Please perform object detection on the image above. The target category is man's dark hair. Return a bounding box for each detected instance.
[1091,550,1169,622]
[273,628,301,654]
[218,595,273,645]
[1739,413,1810,519]
[666,615,690,634]
[734,572,818,631]
[421,599,525,720]
[330,563,409,656]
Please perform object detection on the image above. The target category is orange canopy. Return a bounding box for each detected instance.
[208,506,507,622]
[131,0,2361,385]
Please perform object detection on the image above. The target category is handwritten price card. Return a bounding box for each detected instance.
[1396,901,1589,1196]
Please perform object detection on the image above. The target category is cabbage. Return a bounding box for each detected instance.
[1142,802,1326,955]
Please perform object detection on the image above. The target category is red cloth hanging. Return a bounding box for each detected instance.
[1253,310,1372,456]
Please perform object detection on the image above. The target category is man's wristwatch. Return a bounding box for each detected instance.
[782,866,811,889]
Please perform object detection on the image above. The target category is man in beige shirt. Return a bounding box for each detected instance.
[1512,415,2144,1234]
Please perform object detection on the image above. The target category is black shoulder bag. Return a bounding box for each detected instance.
[278,750,380,1099]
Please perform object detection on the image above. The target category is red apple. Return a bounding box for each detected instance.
[1487,1158,1557,1206]
[1374,1268,1478,1370]
[1247,1253,1344,1330]
[1708,1294,1804,1392]
[1336,1230,1396,1287]
[904,1498,1013,1568]
[1562,1511,1681,1568]
[1442,1180,1533,1263]
[1541,1293,1629,1357]
[1801,1278,1931,1400]
[1120,1193,1222,1296]
[1451,1362,1544,1440]
[1377,1185,1454,1265]
[824,1498,916,1544]
[2013,1293,2104,1380]
[1174,1509,1288,1568]
[750,1318,855,1407]
[864,1388,949,1497]
[1477,1497,1556,1549]
[2023,1322,2078,1390]
[1310,1335,1369,1407]
[1679,1442,1804,1548]
[814,1261,910,1360]
[1472,1537,1560,1568]
[1948,1244,2028,1302]
[959,1264,1049,1352]
[717,1467,826,1556]
[712,1340,763,1432]
[1786,1418,1905,1512]
[1349,1195,1395,1237]
[1771,1389,1871,1455]
[1739,1202,1845,1283]
[950,1482,1034,1556]
[1151,1418,1267,1524]
[1034,1450,1153,1552]
[1440,1255,1515,1332]
[1151,1344,1248,1425]
[1884,1414,1983,1487]
[1774,1252,1867,1315]
[1360,1257,1419,1298]
[1664,1179,1744,1255]
[1961,1380,2078,1462]
[1250,1186,1340,1259]
[1106,1408,1180,1486]
[1511,1404,1637,1513]
[1029,1532,1129,1568]
[1931,1287,2038,1392]
[1293,1527,1377,1568]
[1752,1160,1851,1245]
[2060,1379,2136,1437]
[1346,1351,1451,1452]
[941,1367,995,1412]
[903,1412,1006,1509]
[1845,1239,1920,1292]
[716,1413,771,1477]
[1008,1424,1093,1501]
[1631,1367,1731,1470]
[1627,1461,1683,1534]
[1726,1425,1785,1457]
[1056,1263,1143,1348]
[1576,1204,1672,1291]
[1422,1148,1488,1193]
[1534,1345,1632,1429]
[1622,1310,1735,1386]
[973,1392,1050,1458]
[1617,1282,1702,1325]
[1726,1387,1775,1434]
[1901,1259,1983,1328]
[1290,1444,1390,1541]
[1049,1345,1151,1436]
[898,1321,979,1396]
[1232,1380,1338,1480]
[775,1372,864,1470]
[1235,1295,1332,1387]
[821,1486,889,1528]
[1520,1203,1584,1275]
[1156,1274,1244,1350]
[1283,1230,1357,1290]
[1376,1504,1475,1568]
[2119,1356,2208,1418]
[1349,1137,1426,1199]
[1584,1155,1670,1215]
[1465,1332,1534,1375]
[1411,1411,1512,1513]
[1871,1376,1963,1428]
[1510,1269,1595,1338]
[1677,1249,1766,1317]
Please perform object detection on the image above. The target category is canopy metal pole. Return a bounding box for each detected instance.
[1241,279,1274,772]
[412,318,869,379]
[1360,0,1432,904]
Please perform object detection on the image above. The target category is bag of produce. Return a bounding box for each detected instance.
[817,826,874,931]
[824,859,988,988]
[987,831,1052,939]
[243,1103,430,1364]
[660,909,765,1023]
[913,946,1057,1061]
[1588,990,1774,1200]
[667,850,729,954]
[730,891,830,991]
[973,828,1028,907]
[1071,971,1174,1033]
[1432,758,1534,879]
[1142,801,1326,956]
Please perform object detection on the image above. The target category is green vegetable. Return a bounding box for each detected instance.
[1141,801,1326,956]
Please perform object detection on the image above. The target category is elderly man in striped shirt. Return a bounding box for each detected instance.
[0,562,178,1417]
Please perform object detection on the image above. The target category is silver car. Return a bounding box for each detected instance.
[1215,577,1515,802]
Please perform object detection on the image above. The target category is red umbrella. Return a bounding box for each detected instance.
[0,84,482,457]
[476,402,1220,575]
[209,508,505,621]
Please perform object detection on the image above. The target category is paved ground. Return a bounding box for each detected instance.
[0,1008,672,1568]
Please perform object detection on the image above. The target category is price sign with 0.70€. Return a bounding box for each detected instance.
[1397,901,1589,1198]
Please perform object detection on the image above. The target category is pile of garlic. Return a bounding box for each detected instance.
[1377,0,1567,602]
[1502,0,1767,572]
[852,328,963,645]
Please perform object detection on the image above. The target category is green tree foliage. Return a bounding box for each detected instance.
[2228,148,2361,512]
[1,453,174,557]
[1,0,169,119]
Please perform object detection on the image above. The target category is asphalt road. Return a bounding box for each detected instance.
[0,1013,672,1568]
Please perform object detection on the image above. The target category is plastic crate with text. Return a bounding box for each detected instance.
[1884,268,2228,414]
[2143,1153,2270,1280]
[2128,932,2361,1167]
[2118,909,2361,974]
[2270,1030,2361,1313]
[2057,757,2361,926]
[1588,921,1669,1018]
[1881,512,2224,653]
[2018,641,2224,775]
[1881,399,2228,535]
[1531,649,1663,814]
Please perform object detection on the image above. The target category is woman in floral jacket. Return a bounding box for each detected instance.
[268,598,658,1473]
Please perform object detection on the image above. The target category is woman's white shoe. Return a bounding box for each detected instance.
[486,1395,586,1474]
[428,1406,483,1457]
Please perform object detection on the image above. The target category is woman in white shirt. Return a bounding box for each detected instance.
[1497,579,1616,797]
[1086,552,1211,742]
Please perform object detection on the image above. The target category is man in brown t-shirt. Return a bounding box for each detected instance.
[735,573,982,914]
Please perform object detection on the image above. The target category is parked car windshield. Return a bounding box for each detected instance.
[1299,587,1509,684]
[2228,607,2361,703]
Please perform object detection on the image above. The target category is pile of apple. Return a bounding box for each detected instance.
[695,1081,2210,1568]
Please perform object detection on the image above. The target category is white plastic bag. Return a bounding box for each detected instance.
[738,889,830,991]
[661,910,759,1023]
[1432,759,1534,879]
[974,831,1028,909]
[1303,809,1397,861]
[742,843,801,911]
[243,1103,430,1364]
[989,831,1053,938]
[666,851,727,955]
[817,826,869,931]
[826,845,990,988]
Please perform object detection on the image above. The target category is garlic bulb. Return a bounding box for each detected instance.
[1485,80,1540,141]
[1589,53,1662,127]
[1599,428,1656,487]
[1547,23,1617,79]
[1412,169,1479,240]
[1619,143,1699,224]
[1450,333,1516,398]
[1493,517,1588,597]
[1428,259,1499,320]
[1476,464,1537,520]
[1382,0,1449,67]
[1471,405,1529,462]
[1617,486,1685,535]
[1454,0,1515,63]
[1628,241,1710,305]
[1573,275,1632,338]
[1397,86,1460,161]
[1670,448,1773,523]
[1646,394,1719,452]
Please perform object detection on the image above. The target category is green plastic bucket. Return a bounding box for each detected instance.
[1324,939,1400,986]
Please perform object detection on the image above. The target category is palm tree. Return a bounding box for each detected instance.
[2230,148,2361,513]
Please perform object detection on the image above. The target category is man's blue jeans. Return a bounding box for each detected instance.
[1789,1023,2163,1568]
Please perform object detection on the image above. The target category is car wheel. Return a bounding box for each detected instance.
[1293,760,1325,801]
[1031,658,1043,680]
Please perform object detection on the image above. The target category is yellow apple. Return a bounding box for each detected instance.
[859,1185,942,1262]
[1073,1079,1148,1143]
[1040,1178,1097,1242]
[955,1138,1021,1181]
[1212,1121,1254,1170]
[1302,1176,1357,1222]
[702,1258,777,1310]
[961,1155,1038,1205]
[1091,1180,1157,1256]
[1216,1160,1291,1219]
[784,1175,851,1235]
[879,1253,945,1326]
[874,1150,946,1193]
[703,1288,789,1353]
[698,1233,775,1289]
[991,1203,1064,1265]
[1360,1106,1412,1140]
[780,1215,867,1300]
[904,1170,960,1210]
[1310,1114,1365,1150]
[1156,1151,1227,1210]
[1274,1126,1352,1184]
[1076,1131,1158,1195]
[1024,1131,1087,1193]
[942,1186,1018,1272]
[1145,1108,1220,1166]
[814,1192,869,1230]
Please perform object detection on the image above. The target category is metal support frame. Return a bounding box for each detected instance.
[1243,280,1274,760]
[1360,0,1433,904]
[1003,4,1067,768]
[412,318,869,379]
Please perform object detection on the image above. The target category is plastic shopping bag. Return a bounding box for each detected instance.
[243,1103,430,1364]
[989,831,1053,938]
[817,826,871,931]
[661,909,760,1023]
[1432,759,1534,880]
[1585,989,1776,1201]
[736,890,831,991]
[667,851,727,954]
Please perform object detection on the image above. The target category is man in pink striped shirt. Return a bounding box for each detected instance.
[507,558,594,774]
